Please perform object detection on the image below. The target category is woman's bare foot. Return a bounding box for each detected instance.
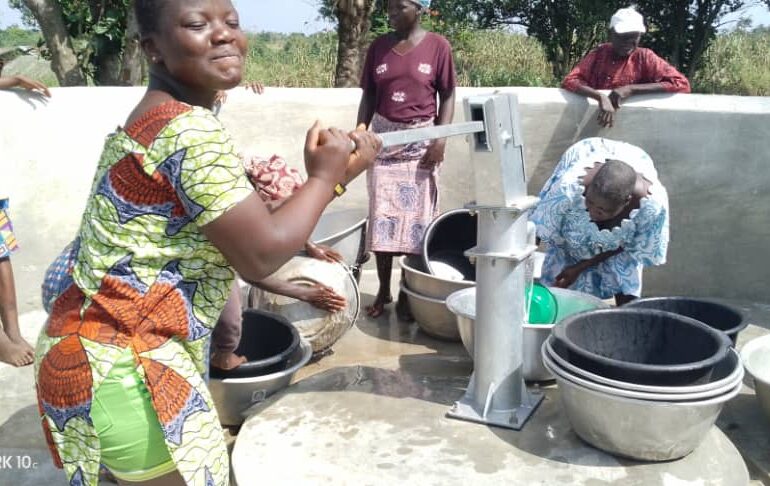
[210,351,247,370]
[0,333,33,367]
[7,330,34,355]
[365,294,393,318]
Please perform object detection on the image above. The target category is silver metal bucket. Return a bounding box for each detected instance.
[308,208,368,269]
[209,338,313,426]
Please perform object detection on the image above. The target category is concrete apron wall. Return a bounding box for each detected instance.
[2,87,769,314]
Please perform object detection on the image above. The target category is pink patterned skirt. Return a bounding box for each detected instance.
[365,113,438,254]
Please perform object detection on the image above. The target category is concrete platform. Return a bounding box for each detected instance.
[232,365,748,486]
[2,271,770,485]
[227,271,770,486]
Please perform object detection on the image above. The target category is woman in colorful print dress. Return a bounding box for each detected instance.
[357,0,457,318]
[33,1,380,485]
[530,138,669,306]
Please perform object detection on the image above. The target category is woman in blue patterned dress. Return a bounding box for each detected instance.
[530,137,669,306]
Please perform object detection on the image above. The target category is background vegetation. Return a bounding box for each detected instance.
[2,24,769,96]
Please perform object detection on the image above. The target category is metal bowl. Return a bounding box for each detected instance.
[422,208,477,276]
[250,257,360,355]
[308,208,367,267]
[543,342,743,402]
[543,348,742,461]
[741,333,770,422]
[400,255,474,300]
[546,338,744,395]
[445,287,607,381]
[399,281,461,341]
[209,338,312,426]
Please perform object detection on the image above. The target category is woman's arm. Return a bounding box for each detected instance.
[356,88,377,127]
[421,88,456,166]
[251,276,346,312]
[202,125,380,282]
[554,247,623,288]
[0,75,51,97]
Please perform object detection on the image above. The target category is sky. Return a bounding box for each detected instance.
[0,0,334,32]
[1,0,769,32]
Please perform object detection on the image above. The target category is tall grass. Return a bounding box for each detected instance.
[243,32,337,87]
[241,29,555,88]
[692,31,770,96]
[453,30,556,87]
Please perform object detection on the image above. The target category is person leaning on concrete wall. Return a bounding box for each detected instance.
[0,56,51,97]
[357,0,457,319]
[561,7,690,128]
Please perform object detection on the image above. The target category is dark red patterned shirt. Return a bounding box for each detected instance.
[361,32,456,123]
[562,43,690,93]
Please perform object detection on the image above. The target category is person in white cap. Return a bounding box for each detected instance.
[562,7,690,128]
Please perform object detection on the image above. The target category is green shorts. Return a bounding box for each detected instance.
[91,348,177,482]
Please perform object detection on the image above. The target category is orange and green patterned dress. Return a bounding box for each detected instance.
[34,100,253,486]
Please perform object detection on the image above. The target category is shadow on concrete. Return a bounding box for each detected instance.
[9,89,51,110]
[0,404,61,485]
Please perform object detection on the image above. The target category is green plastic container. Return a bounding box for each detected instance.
[527,283,558,324]
[527,284,608,325]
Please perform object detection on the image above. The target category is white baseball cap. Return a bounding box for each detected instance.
[610,7,646,34]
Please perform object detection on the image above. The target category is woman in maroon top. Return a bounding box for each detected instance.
[561,7,690,128]
[357,0,457,319]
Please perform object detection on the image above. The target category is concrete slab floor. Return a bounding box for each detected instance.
[232,366,748,486]
[2,268,769,485]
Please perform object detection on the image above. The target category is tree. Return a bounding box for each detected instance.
[321,0,378,87]
[430,0,770,79]
[636,0,750,77]
[10,0,142,86]
[11,0,85,85]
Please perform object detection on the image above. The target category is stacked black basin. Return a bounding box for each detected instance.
[210,308,300,380]
[551,308,730,386]
[624,297,747,345]
[543,307,743,461]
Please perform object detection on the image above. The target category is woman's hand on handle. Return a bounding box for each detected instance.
[304,121,352,188]
[344,124,381,183]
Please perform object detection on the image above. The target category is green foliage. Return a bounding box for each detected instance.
[10,0,132,84]
[243,32,338,87]
[241,29,553,88]
[692,30,770,96]
[0,26,41,48]
[454,30,555,87]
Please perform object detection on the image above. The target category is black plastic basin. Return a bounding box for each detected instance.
[624,297,746,345]
[551,308,731,386]
[421,209,477,281]
[210,308,300,379]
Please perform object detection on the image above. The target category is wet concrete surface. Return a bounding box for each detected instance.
[1,269,769,485]
[233,366,748,486]
[228,268,769,486]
